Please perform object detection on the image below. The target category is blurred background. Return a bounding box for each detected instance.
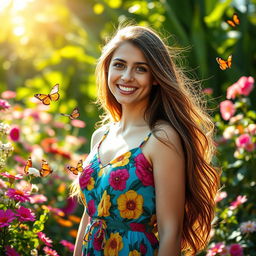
[0,0,256,255]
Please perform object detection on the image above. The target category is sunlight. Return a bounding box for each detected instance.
[0,0,34,13]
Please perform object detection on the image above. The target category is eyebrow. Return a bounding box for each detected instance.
[112,58,149,66]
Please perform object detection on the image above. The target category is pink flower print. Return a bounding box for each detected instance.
[93,228,105,251]
[236,76,254,96]
[15,206,36,222]
[135,153,154,187]
[79,164,94,190]
[87,200,96,216]
[129,223,146,232]
[109,169,129,190]
[235,134,255,152]
[229,243,243,256]
[229,195,247,210]
[140,242,147,254]
[0,209,16,228]
[220,100,236,121]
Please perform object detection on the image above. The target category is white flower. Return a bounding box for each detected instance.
[240,221,256,234]
[31,249,38,256]
[223,126,236,139]
[0,122,10,135]
[27,168,41,177]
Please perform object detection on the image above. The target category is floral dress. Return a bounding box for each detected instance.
[79,126,159,256]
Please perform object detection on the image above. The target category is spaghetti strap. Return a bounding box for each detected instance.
[139,131,152,148]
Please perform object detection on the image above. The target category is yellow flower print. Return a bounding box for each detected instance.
[98,190,111,217]
[86,177,95,190]
[104,232,123,256]
[129,250,141,256]
[117,190,143,219]
[80,191,86,206]
[110,151,131,167]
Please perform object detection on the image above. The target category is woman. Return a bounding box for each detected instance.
[72,25,220,256]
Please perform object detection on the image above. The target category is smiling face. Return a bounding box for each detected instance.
[107,41,155,109]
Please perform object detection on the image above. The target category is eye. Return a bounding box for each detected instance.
[113,62,125,69]
[136,66,148,72]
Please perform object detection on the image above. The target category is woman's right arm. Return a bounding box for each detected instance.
[73,126,106,256]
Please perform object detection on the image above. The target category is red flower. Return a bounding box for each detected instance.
[87,200,96,216]
[140,242,147,254]
[129,223,146,232]
[9,126,20,142]
[135,153,154,187]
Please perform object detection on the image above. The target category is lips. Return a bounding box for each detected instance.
[117,84,138,94]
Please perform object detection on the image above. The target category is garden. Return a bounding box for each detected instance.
[0,0,255,255]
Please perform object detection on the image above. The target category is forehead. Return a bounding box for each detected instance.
[111,42,147,63]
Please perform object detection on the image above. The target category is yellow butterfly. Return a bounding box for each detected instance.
[60,107,80,120]
[34,84,60,105]
[66,159,83,175]
[226,13,240,28]
[216,55,232,70]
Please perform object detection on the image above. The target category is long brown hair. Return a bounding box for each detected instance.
[95,24,221,255]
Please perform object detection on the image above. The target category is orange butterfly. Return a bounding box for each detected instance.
[60,107,80,120]
[34,84,60,105]
[216,55,232,70]
[226,13,240,28]
[66,159,83,175]
[24,156,32,175]
[39,159,53,177]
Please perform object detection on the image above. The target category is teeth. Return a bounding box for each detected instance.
[118,85,136,92]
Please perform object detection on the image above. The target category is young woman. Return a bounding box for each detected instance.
[72,25,220,256]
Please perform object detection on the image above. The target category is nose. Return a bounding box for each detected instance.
[121,68,134,82]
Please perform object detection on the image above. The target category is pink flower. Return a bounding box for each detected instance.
[43,246,59,256]
[62,197,77,215]
[235,134,255,152]
[6,188,30,202]
[30,194,48,204]
[220,100,236,121]
[229,195,247,210]
[71,119,86,128]
[0,209,16,228]
[135,153,154,187]
[60,240,75,252]
[38,232,53,247]
[0,178,7,188]
[236,76,254,96]
[229,243,243,256]
[206,242,225,256]
[0,99,11,111]
[215,191,227,203]
[109,169,129,190]
[5,245,20,256]
[246,124,256,135]
[87,200,96,216]
[0,172,23,180]
[15,206,36,222]
[240,220,256,234]
[9,126,20,142]
[79,164,94,190]
[1,90,16,99]
[227,83,240,99]
[202,88,213,95]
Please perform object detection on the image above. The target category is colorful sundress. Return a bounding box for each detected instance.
[79,125,159,255]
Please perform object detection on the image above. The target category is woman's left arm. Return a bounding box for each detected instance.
[150,125,185,256]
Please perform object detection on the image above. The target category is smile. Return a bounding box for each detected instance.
[117,84,137,92]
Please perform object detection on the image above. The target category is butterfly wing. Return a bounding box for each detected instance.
[24,157,32,175]
[34,94,51,105]
[76,159,83,173]
[226,20,236,27]
[232,13,240,26]
[69,107,80,120]
[67,165,79,175]
[67,159,83,175]
[227,55,232,68]
[216,57,228,70]
[49,84,60,102]
[39,159,53,177]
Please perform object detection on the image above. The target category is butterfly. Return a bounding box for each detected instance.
[24,157,53,177]
[34,84,60,105]
[226,13,240,28]
[60,107,80,120]
[216,55,232,70]
[66,159,83,175]
[24,156,32,175]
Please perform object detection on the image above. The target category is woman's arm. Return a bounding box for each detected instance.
[150,124,185,256]
[73,209,89,256]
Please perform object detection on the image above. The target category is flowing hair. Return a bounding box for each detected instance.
[93,24,221,255]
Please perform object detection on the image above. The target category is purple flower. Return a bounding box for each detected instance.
[0,209,16,228]
[109,169,129,190]
[5,245,20,256]
[6,188,30,202]
[229,243,243,256]
[15,206,36,222]
[0,99,11,111]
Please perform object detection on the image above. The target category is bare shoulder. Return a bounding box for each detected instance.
[150,121,183,157]
[90,124,110,151]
